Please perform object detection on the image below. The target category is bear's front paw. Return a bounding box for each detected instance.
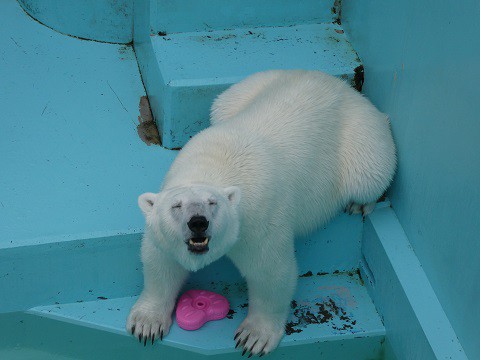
[234,316,285,357]
[126,300,173,346]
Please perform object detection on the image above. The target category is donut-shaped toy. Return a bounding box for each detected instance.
[176,290,230,330]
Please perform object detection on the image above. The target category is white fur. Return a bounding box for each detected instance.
[127,70,396,354]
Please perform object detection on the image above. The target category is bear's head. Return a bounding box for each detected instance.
[138,184,241,271]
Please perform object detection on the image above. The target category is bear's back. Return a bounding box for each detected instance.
[167,70,395,236]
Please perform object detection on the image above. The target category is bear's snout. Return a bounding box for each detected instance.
[187,215,209,233]
[186,215,210,254]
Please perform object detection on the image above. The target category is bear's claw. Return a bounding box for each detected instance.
[126,301,172,346]
[345,202,376,217]
[244,339,258,358]
[234,317,284,357]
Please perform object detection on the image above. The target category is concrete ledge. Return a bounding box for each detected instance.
[362,207,467,360]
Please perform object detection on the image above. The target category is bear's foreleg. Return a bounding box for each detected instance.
[126,236,189,345]
[229,233,298,356]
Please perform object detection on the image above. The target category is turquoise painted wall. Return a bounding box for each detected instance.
[343,1,480,359]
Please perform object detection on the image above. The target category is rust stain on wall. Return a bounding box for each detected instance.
[137,96,161,146]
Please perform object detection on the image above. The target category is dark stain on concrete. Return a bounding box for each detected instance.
[299,271,313,278]
[226,309,236,319]
[353,65,365,92]
[285,297,356,335]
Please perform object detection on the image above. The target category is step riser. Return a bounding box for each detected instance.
[150,0,340,34]
[0,233,143,314]
[0,212,363,313]
[161,82,230,149]
[1,312,383,360]
[150,71,360,150]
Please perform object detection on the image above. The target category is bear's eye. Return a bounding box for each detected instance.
[171,202,182,209]
[208,198,217,206]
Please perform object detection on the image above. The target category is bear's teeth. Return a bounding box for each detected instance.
[189,238,209,246]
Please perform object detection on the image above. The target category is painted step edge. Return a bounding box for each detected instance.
[362,207,468,360]
[2,310,384,360]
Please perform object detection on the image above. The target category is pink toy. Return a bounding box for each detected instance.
[176,290,230,330]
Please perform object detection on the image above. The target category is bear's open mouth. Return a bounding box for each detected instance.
[187,237,210,254]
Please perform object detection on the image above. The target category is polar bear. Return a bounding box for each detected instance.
[127,70,396,355]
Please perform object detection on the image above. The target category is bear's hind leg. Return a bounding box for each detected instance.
[345,201,376,216]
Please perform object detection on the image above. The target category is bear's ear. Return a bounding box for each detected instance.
[138,192,156,216]
[224,186,241,207]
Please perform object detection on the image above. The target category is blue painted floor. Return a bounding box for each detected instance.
[0,0,176,249]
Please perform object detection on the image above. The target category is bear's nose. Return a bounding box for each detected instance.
[187,215,209,233]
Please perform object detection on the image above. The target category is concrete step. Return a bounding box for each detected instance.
[27,272,385,358]
[135,22,362,148]
[0,210,366,313]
